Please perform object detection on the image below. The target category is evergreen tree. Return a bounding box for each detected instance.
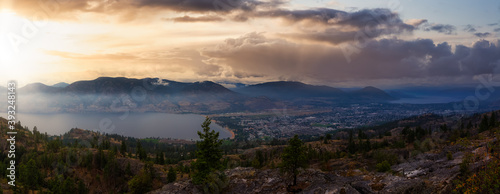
[128,169,153,194]
[62,177,75,194]
[136,141,147,160]
[480,115,489,132]
[121,140,127,155]
[347,130,356,154]
[126,162,133,176]
[402,126,410,136]
[192,117,223,185]
[280,135,308,186]
[415,126,426,140]
[167,166,177,183]
[406,129,415,143]
[77,180,88,194]
[440,124,449,132]
[112,145,118,156]
[155,151,165,165]
[20,159,41,190]
[364,138,371,152]
[490,112,497,128]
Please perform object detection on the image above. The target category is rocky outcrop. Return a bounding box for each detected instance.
[151,138,495,194]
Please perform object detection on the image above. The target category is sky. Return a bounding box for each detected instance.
[0,0,500,88]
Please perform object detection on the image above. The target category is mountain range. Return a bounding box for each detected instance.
[1,77,450,113]
[6,77,500,113]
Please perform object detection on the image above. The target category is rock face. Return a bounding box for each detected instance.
[150,137,497,194]
[150,167,429,194]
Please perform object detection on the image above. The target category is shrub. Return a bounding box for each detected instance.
[447,152,453,160]
[201,171,228,194]
[454,155,500,193]
[372,150,398,165]
[459,153,473,176]
[420,138,435,152]
[376,161,391,172]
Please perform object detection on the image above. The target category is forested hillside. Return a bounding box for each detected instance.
[1,111,499,193]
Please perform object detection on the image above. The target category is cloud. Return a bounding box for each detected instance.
[283,25,411,45]
[464,24,477,32]
[10,0,286,21]
[201,32,500,84]
[406,19,428,27]
[494,28,500,32]
[168,15,224,22]
[134,0,277,13]
[424,24,456,35]
[246,8,417,45]
[246,8,414,30]
[474,32,492,38]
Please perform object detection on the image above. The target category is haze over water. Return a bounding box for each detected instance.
[15,112,231,140]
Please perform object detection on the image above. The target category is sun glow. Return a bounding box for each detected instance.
[0,9,51,85]
[0,9,20,65]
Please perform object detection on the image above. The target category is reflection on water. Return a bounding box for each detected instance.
[14,112,231,140]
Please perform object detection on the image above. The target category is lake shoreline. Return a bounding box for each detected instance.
[210,119,235,139]
[225,127,235,139]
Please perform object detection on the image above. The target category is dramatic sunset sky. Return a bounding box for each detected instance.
[1,0,499,88]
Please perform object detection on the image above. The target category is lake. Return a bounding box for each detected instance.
[14,112,231,140]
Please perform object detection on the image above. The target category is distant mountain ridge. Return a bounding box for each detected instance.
[21,77,234,96]
[52,82,70,88]
[13,77,398,113]
[19,78,394,100]
[19,82,63,93]
[235,81,396,102]
[234,81,345,99]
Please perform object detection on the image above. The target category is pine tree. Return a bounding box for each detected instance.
[280,135,308,186]
[167,166,177,183]
[406,129,415,143]
[402,126,410,136]
[155,151,165,165]
[480,115,489,132]
[364,138,371,152]
[192,117,223,185]
[467,121,473,129]
[136,141,147,160]
[490,112,497,129]
[347,130,356,154]
[126,162,133,176]
[121,140,127,155]
[20,159,41,190]
[325,133,332,140]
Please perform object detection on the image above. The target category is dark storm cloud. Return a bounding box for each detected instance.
[135,0,278,12]
[250,8,345,23]
[474,32,492,38]
[283,29,360,44]
[168,15,224,22]
[284,24,411,45]
[248,8,414,30]
[248,8,416,45]
[10,0,285,20]
[464,24,477,32]
[424,24,456,34]
[201,33,500,82]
